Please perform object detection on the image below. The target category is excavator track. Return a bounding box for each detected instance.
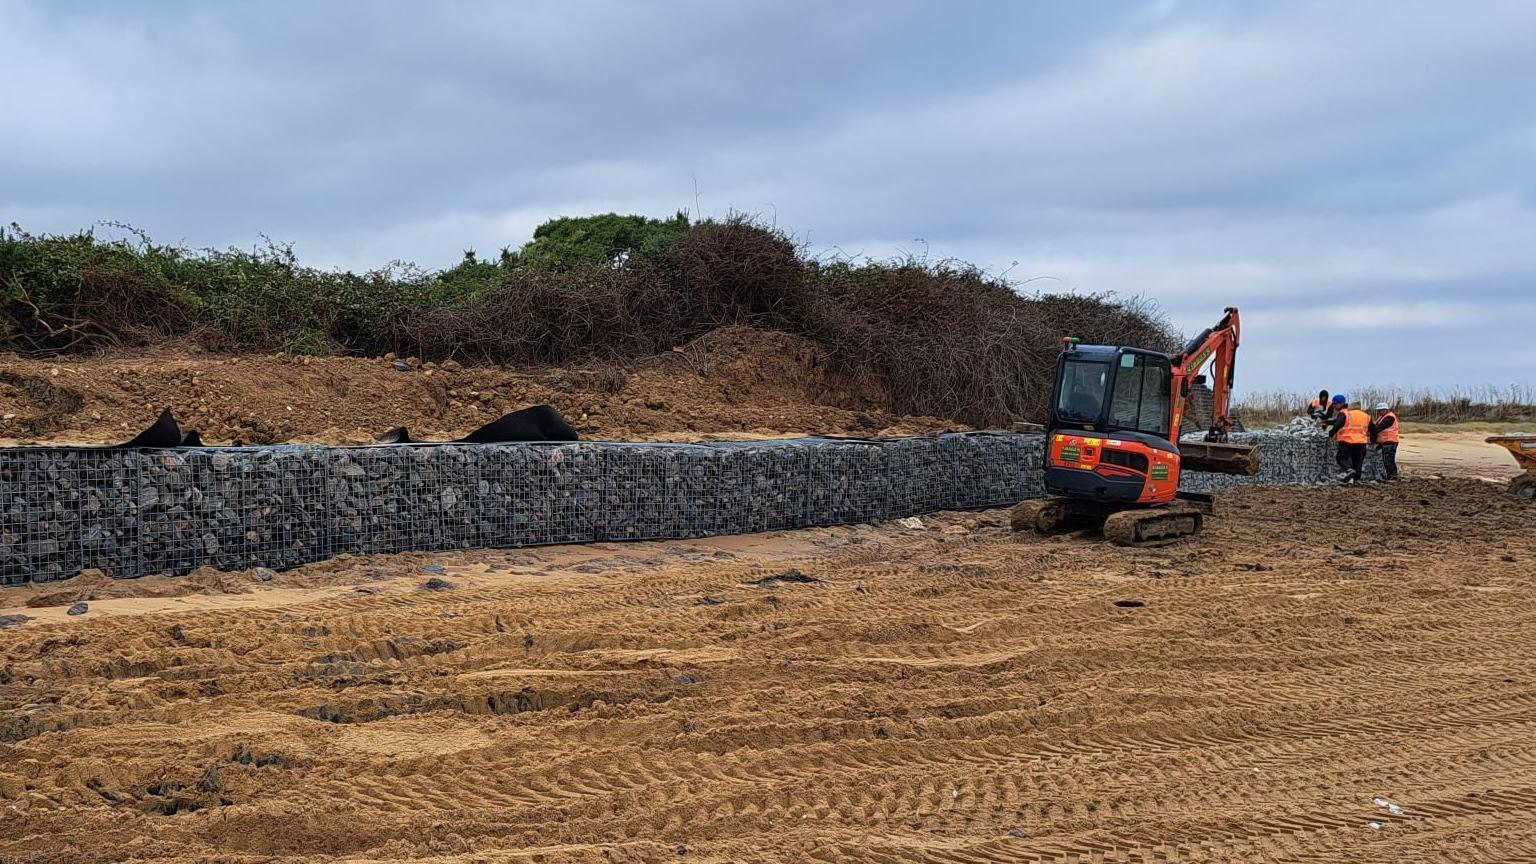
[1010,498,1110,535]
[1102,506,1203,547]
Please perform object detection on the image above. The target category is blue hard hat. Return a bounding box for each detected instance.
[1331,394,1347,404]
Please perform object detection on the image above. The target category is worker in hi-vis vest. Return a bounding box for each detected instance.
[1307,389,1332,419]
[1370,402,1400,481]
[1325,398,1372,484]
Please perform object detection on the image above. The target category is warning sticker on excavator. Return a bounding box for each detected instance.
[1152,464,1170,481]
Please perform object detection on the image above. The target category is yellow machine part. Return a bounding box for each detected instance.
[1486,435,1536,472]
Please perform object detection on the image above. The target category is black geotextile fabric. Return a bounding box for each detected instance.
[114,405,579,449]
[376,405,578,445]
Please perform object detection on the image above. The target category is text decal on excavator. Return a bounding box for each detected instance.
[1053,435,1108,471]
[1185,346,1213,373]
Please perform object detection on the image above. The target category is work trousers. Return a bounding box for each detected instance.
[1378,442,1398,480]
[1336,442,1367,483]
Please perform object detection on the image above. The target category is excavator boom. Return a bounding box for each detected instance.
[1171,306,1242,442]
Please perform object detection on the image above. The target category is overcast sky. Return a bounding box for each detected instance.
[4,1,1533,396]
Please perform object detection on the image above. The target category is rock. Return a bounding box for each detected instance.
[255,568,276,582]
[744,569,820,588]
[421,577,457,591]
[66,602,89,616]
[423,564,447,575]
[391,361,411,372]
[0,614,31,630]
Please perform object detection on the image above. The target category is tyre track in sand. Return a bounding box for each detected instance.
[1,478,1534,863]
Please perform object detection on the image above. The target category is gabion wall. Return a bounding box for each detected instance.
[1176,429,1385,493]
[0,430,1362,586]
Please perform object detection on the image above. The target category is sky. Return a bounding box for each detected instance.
[3,0,1534,397]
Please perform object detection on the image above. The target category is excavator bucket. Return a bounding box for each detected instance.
[1179,441,1261,476]
[1487,435,1536,500]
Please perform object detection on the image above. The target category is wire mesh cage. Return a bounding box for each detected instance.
[243,447,330,570]
[0,449,78,583]
[404,446,448,553]
[0,432,1068,586]
[993,433,1045,503]
[76,448,142,578]
[715,441,810,534]
[436,444,495,550]
[883,436,953,518]
[601,443,722,541]
[326,447,417,557]
[944,432,1020,509]
[139,449,241,576]
[804,439,890,527]
[469,443,605,547]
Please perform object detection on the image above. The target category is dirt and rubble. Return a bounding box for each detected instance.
[0,327,950,446]
[1,478,1533,863]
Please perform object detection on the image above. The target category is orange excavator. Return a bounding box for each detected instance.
[1012,307,1260,546]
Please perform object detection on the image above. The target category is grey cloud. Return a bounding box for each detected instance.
[1,0,1532,392]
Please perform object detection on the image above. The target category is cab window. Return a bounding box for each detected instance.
[1056,359,1107,423]
[1108,353,1171,436]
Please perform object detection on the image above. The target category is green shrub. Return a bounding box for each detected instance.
[515,212,691,270]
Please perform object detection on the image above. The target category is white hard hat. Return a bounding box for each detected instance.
[1375,402,1390,410]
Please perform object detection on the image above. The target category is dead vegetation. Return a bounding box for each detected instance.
[2,218,1176,427]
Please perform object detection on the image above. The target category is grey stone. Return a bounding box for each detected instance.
[66,602,88,616]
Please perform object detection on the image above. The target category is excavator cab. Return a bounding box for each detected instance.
[1043,342,1180,506]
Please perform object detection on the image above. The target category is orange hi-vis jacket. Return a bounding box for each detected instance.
[1375,411,1400,444]
[1338,409,1371,445]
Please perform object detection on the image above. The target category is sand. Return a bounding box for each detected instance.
[1400,430,1526,483]
[2,478,1534,863]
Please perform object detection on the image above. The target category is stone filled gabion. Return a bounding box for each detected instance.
[139,450,245,576]
[328,447,413,556]
[715,442,810,534]
[803,439,890,527]
[884,436,953,517]
[943,433,1046,509]
[1178,427,1384,493]
[244,448,329,570]
[602,443,722,541]
[76,449,142,578]
[0,430,1358,585]
[1,450,75,583]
